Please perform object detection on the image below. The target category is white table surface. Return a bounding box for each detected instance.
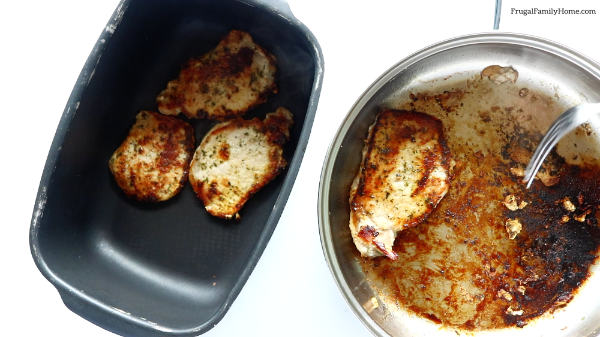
[3,0,600,336]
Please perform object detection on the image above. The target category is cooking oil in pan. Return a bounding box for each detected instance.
[359,71,600,330]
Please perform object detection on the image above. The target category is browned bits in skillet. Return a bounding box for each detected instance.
[188,107,293,219]
[409,90,465,113]
[481,65,519,84]
[108,111,194,202]
[504,218,522,239]
[519,88,529,97]
[503,194,528,211]
[157,30,277,120]
[358,84,600,331]
[361,154,600,330]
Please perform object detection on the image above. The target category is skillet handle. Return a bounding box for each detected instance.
[59,290,167,337]
[249,0,295,18]
[493,0,502,29]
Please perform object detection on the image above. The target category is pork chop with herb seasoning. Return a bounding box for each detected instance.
[349,109,451,259]
[157,30,277,120]
[109,110,195,202]
[189,107,293,219]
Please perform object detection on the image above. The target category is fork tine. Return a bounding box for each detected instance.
[524,132,562,188]
[523,117,571,186]
[522,104,596,188]
[524,131,560,184]
[522,103,600,188]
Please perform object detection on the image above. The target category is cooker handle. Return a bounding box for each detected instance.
[58,290,167,337]
[250,0,295,19]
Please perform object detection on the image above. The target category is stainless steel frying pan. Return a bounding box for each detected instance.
[319,33,600,337]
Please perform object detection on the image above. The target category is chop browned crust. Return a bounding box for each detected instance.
[109,111,195,202]
[189,107,293,219]
[157,30,277,120]
[350,109,451,259]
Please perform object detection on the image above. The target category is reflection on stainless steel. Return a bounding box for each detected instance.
[523,103,600,188]
[363,297,380,314]
[319,33,600,337]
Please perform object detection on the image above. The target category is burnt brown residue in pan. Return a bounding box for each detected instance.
[501,164,600,328]
[359,72,600,330]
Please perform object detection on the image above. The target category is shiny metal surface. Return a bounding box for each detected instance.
[318,33,600,337]
[523,103,600,188]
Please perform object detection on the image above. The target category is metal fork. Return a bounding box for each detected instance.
[522,103,600,188]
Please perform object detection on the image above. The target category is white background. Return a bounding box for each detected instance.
[2,0,600,336]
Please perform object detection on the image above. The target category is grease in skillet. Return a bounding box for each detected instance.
[357,70,600,329]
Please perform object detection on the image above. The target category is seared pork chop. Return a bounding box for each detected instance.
[157,30,277,120]
[349,109,451,259]
[189,107,293,219]
[109,111,195,202]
